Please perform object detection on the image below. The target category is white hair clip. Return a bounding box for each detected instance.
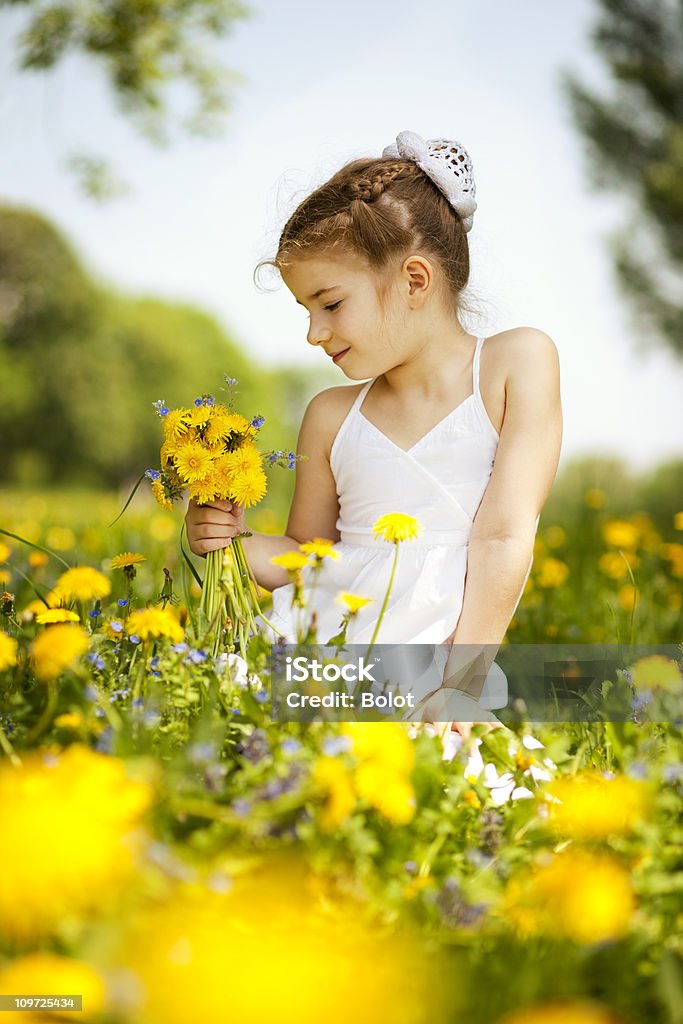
[382,130,477,232]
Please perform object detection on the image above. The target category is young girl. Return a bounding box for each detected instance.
[186,130,563,725]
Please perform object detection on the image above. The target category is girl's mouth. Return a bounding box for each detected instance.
[332,348,350,363]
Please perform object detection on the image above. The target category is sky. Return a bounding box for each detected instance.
[1,0,682,472]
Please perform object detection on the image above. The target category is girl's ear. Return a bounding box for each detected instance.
[401,255,433,307]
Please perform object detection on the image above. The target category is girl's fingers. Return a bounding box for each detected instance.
[191,498,233,512]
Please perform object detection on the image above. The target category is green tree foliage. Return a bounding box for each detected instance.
[561,0,683,360]
[2,0,250,139]
[0,204,330,511]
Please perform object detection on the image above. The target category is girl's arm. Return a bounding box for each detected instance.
[442,328,562,693]
[185,389,344,591]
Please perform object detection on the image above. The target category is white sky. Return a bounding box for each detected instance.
[1,0,682,471]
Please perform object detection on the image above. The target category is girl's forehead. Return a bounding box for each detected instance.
[282,254,363,293]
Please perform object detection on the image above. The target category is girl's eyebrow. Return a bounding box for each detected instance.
[296,286,341,306]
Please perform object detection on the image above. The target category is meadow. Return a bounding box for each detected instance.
[0,483,682,1024]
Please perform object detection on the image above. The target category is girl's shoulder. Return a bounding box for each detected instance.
[304,383,368,460]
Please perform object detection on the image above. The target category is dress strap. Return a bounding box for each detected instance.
[351,377,375,415]
[472,335,486,403]
[329,378,377,472]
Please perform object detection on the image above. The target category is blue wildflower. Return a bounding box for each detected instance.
[150,657,160,670]
[153,399,169,417]
[145,469,161,481]
[88,608,101,619]
[322,735,352,756]
[187,649,207,664]
[251,415,265,429]
[172,642,189,655]
[194,397,204,407]
[281,738,301,755]
[254,690,269,704]
[129,635,141,645]
[232,798,251,817]
[224,375,238,387]
[117,598,129,607]
[110,620,124,633]
[87,652,105,671]
[132,697,144,708]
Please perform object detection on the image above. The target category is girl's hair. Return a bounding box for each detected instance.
[254,156,475,316]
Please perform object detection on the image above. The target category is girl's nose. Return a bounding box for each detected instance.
[307,322,332,347]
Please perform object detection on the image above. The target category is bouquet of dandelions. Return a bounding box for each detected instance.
[146,376,299,655]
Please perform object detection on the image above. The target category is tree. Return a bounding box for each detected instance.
[561,0,683,360]
[1,0,251,197]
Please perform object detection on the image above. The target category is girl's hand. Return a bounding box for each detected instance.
[185,498,246,556]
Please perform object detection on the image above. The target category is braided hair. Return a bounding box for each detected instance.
[255,156,472,312]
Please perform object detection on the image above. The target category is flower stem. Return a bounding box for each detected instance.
[365,542,400,660]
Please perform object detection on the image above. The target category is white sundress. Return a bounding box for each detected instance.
[265,335,539,710]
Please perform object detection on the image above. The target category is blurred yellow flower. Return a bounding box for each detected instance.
[602,519,639,549]
[342,722,415,774]
[543,525,566,548]
[0,541,11,561]
[35,608,80,624]
[505,850,634,944]
[598,551,639,580]
[496,1000,622,1024]
[300,538,341,560]
[584,488,606,509]
[126,607,184,643]
[629,655,682,694]
[54,711,86,730]
[45,526,76,551]
[544,772,651,838]
[336,592,374,614]
[674,511,683,531]
[110,552,146,570]
[372,513,423,544]
[54,566,111,603]
[0,631,18,672]
[617,584,637,612]
[536,558,569,588]
[354,761,416,823]
[28,550,49,568]
[463,789,481,809]
[0,569,11,586]
[30,624,89,682]
[271,551,310,571]
[0,745,153,942]
[662,542,683,578]
[113,855,451,1024]
[312,756,357,832]
[0,952,107,1023]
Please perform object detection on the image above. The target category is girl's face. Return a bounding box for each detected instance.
[281,254,412,380]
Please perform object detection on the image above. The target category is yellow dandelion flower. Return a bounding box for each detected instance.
[462,789,481,810]
[222,443,263,475]
[271,551,310,571]
[46,525,75,551]
[0,631,18,672]
[544,772,652,838]
[0,542,10,562]
[204,412,237,446]
[602,519,639,549]
[598,551,631,580]
[21,598,47,620]
[54,566,111,603]
[662,542,683,578]
[30,624,89,682]
[110,552,146,570]
[0,745,153,942]
[28,550,49,568]
[629,655,682,694]
[151,478,174,511]
[229,466,267,507]
[536,557,569,588]
[0,569,10,586]
[372,512,423,544]
[173,443,217,484]
[336,592,374,614]
[674,511,683,531]
[496,1000,622,1024]
[0,953,107,1020]
[162,407,192,441]
[187,404,213,428]
[126,606,184,643]
[584,488,606,509]
[35,608,80,625]
[222,412,252,434]
[312,756,357,832]
[188,476,220,505]
[300,538,340,560]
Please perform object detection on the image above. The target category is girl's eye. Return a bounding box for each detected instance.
[325,301,342,312]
